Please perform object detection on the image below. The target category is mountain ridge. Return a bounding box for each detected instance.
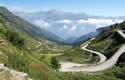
[0,7,64,44]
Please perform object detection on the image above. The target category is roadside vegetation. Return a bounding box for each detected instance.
[51,57,60,70]
[57,46,99,64]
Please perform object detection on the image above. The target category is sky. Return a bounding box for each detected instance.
[0,0,125,16]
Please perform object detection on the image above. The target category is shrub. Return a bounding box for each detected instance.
[51,57,60,70]
[6,30,24,48]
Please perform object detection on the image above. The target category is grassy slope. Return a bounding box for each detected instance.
[57,47,86,63]
[57,46,99,64]
[0,16,66,80]
[88,39,113,52]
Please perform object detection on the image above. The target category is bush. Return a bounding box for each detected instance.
[51,57,60,70]
[6,30,24,48]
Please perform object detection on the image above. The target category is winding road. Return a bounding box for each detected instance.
[36,42,42,48]
[81,38,106,64]
[59,30,125,72]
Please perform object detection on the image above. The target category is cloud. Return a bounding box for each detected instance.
[55,19,72,24]
[34,19,50,28]
[32,18,124,39]
[114,19,123,23]
[47,18,124,38]
[63,25,69,29]
[70,25,77,30]
[77,18,123,28]
[52,18,123,38]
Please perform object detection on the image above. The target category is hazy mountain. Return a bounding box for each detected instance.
[14,9,90,21]
[64,37,78,45]
[73,32,97,45]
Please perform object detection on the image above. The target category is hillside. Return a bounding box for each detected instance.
[0,7,64,44]
[88,22,125,58]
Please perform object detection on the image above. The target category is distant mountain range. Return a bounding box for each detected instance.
[14,9,125,21]
[74,32,97,45]
[14,10,124,40]
[64,32,97,45]
[12,10,125,45]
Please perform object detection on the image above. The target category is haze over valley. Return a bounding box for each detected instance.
[14,10,124,40]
